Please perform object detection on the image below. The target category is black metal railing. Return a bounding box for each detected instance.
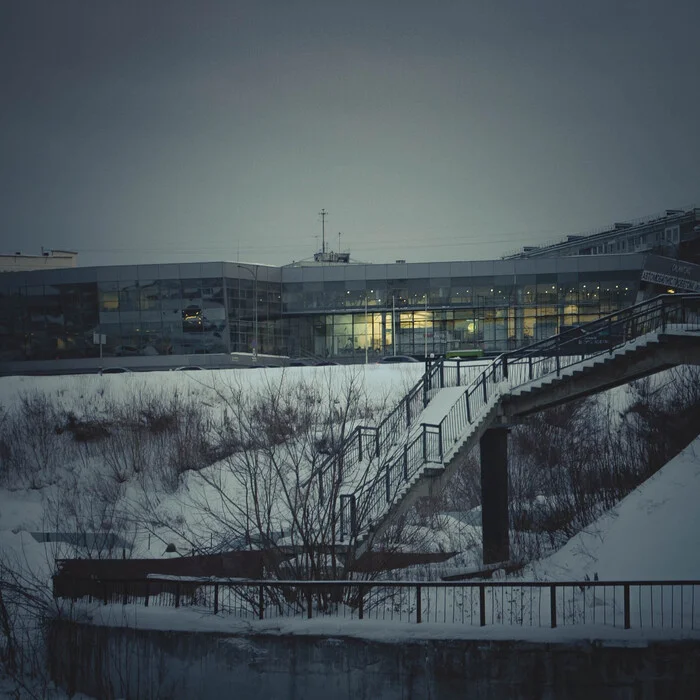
[339,294,700,542]
[56,577,700,631]
[315,352,487,533]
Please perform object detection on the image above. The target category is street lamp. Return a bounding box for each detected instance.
[236,264,259,360]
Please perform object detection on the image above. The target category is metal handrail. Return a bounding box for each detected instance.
[314,352,474,503]
[340,294,700,542]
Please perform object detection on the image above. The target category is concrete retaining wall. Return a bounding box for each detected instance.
[48,621,700,700]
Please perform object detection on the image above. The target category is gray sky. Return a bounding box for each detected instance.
[1,0,699,267]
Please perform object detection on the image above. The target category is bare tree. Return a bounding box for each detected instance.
[127,367,417,583]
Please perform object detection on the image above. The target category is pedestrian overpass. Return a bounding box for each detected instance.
[314,294,700,565]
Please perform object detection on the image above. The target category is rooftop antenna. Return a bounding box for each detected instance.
[319,208,328,254]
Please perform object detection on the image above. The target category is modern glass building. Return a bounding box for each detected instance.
[1,208,698,372]
[0,263,283,364]
[281,255,641,360]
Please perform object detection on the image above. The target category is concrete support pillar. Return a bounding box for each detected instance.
[480,426,509,565]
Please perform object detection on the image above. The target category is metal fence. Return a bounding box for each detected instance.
[58,578,700,631]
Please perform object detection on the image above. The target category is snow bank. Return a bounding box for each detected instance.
[530,437,700,581]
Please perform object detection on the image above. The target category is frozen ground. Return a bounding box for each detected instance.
[1,363,700,648]
[529,436,700,582]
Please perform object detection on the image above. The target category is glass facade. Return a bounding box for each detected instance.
[97,277,230,358]
[0,265,284,362]
[0,280,99,361]
[0,255,643,364]
[280,261,640,357]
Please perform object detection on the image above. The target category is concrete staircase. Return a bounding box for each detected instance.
[339,295,700,560]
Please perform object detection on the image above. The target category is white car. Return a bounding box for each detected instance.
[378,355,421,364]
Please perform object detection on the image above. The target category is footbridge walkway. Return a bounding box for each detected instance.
[315,294,700,565]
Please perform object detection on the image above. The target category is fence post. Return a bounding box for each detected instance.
[375,430,380,458]
[350,495,357,537]
[307,587,313,619]
[528,356,533,380]
[440,361,444,388]
[457,361,461,387]
[608,317,613,354]
[259,585,265,620]
[175,583,181,609]
[623,584,630,629]
[479,584,486,627]
[466,392,471,424]
[385,469,391,503]
[214,584,219,614]
[438,425,443,460]
[416,585,422,623]
[406,399,411,428]
[550,584,556,628]
[403,445,408,480]
[423,370,429,408]
[358,430,363,462]
[482,373,488,402]
[145,581,150,608]
[502,357,508,380]
[422,426,427,461]
[555,342,561,375]
[358,586,364,620]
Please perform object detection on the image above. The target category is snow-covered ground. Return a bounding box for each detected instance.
[65,432,700,644]
[2,363,699,582]
[2,362,700,647]
[529,436,700,582]
[0,363,427,566]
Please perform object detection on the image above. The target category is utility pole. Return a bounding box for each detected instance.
[319,208,327,254]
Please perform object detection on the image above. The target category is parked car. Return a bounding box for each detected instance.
[172,366,204,371]
[288,359,338,367]
[378,355,421,364]
[113,345,140,357]
[98,367,132,375]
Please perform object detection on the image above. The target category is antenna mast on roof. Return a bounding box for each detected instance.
[319,208,327,255]
[311,209,351,264]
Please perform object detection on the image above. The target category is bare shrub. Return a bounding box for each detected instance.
[59,412,111,443]
[133,367,399,587]
[502,366,700,565]
[1,391,66,489]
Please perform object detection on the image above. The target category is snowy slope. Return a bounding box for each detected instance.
[529,436,700,581]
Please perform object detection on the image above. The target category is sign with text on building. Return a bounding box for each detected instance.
[641,255,700,293]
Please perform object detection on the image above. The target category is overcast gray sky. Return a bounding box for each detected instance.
[1,0,699,267]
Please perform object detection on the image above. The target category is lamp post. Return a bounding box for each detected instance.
[236,264,259,360]
[424,294,428,359]
[365,295,369,365]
